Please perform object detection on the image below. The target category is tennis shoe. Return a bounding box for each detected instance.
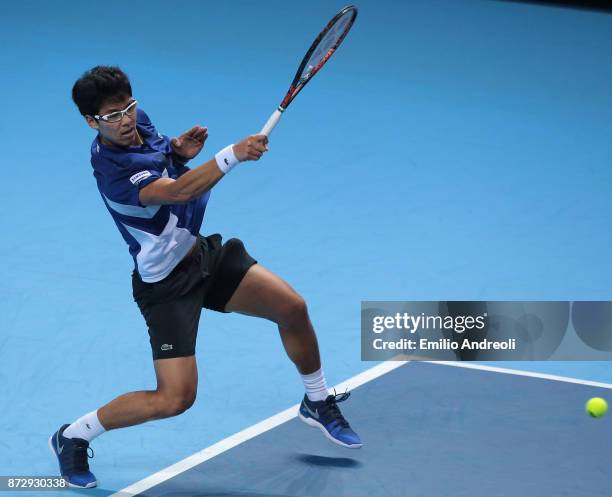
[298,392,362,448]
[49,424,97,488]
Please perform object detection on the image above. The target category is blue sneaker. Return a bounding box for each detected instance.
[298,392,362,448]
[48,424,97,488]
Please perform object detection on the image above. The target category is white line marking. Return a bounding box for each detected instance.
[430,361,612,389]
[110,360,407,497]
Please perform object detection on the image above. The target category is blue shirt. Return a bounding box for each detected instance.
[91,108,210,282]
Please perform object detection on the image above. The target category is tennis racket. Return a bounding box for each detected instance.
[260,5,358,136]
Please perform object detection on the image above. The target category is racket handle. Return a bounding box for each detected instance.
[260,108,284,136]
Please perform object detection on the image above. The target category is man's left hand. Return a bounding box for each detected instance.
[171,125,208,160]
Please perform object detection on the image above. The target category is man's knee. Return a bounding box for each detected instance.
[155,388,197,418]
[278,293,308,328]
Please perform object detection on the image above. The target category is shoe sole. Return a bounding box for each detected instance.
[298,412,362,449]
[48,436,97,489]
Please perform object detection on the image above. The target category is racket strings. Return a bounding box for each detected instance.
[299,10,355,83]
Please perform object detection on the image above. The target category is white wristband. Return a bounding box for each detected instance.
[215,144,240,174]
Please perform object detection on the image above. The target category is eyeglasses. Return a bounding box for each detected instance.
[94,100,138,123]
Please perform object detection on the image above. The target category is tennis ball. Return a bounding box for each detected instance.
[585,397,608,418]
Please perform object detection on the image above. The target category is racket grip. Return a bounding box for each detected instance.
[260,108,283,136]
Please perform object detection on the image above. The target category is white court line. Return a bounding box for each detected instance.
[431,361,612,389]
[110,360,407,497]
[111,360,612,496]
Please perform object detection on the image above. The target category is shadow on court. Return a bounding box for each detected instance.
[293,454,362,468]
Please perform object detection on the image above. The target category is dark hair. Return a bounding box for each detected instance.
[72,66,132,116]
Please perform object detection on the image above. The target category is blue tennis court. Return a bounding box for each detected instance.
[1,0,612,495]
[113,362,612,497]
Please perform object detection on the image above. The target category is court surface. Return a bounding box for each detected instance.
[112,362,612,497]
[1,0,612,496]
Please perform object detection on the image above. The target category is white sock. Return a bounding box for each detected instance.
[301,368,329,402]
[63,410,106,443]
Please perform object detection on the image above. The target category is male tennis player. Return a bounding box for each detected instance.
[50,66,361,488]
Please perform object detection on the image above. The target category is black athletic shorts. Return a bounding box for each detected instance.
[132,233,257,360]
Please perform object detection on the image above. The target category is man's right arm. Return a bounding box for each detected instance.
[139,134,268,206]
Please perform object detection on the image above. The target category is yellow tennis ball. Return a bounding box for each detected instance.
[585,397,608,418]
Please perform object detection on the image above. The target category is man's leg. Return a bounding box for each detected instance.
[98,355,198,429]
[224,264,320,375]
[53,239,206,487]
[224,264,362,448]
[51,356,199,487]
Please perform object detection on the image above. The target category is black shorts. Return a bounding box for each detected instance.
[132,233,257,360]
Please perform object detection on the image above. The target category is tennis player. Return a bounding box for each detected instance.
[50,66,361,488]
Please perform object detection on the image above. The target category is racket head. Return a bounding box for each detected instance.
[279,5,358,109]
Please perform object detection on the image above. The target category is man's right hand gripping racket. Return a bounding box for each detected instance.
[260,5,358,137]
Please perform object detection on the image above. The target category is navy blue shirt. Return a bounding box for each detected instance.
[91,108,210,282]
